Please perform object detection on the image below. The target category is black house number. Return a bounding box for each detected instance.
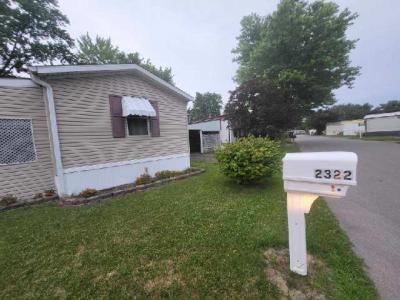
[315,169,352,180]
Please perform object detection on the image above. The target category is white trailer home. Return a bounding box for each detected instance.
[364,112,400,135]
[0,64,193,203]
[326,119,365,136]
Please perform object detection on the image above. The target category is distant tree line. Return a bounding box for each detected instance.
[0,0,173,83]
[76,33,173,83]
[305,100,400,134]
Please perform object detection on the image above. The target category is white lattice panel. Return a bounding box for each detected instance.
[0,119,36,165]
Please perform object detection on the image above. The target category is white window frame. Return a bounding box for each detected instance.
[125,116,150,137]
[0,117,37,166]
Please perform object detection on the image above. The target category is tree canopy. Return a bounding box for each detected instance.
[305,109,339,134]
[188,92,223,123]
[232,0,360,111]
[77,34,141,65]
[77,33,174,84]
[329,103,372,120]
[0,0,75,77]
[373,100,400,113]
[224,80,303,138]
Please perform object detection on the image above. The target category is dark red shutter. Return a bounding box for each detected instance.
[149,101,160,137]
[109,95,125,138]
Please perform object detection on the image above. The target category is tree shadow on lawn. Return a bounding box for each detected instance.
[214,164,283,192]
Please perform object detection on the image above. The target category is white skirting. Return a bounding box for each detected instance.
[61,153,190,196]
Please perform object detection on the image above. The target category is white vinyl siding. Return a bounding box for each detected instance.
[0,86,55,201]
[46,73,189,168]
[366,116,400,133]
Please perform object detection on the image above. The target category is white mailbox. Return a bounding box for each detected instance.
[282,152,358,276]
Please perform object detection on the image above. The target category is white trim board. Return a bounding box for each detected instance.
[64,153,189,173]
[62,153,191,195]
[28,64,194,102]
[0,78,38,88]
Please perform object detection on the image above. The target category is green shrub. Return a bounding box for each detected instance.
[135,173,154,186]
[79,188,98,198]
[0,194,17,206]
[215,136,281,184]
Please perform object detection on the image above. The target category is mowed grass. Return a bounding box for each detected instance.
[360,135,400,143]
[332,134,400,143]
[0,146,376,299]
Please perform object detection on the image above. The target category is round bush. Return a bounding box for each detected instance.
[215,136,281,184]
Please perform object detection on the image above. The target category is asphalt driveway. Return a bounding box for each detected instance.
[296,135,400,300]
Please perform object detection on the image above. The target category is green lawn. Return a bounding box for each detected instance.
[0,146,376,299]
[360,135,400,142]
[331,135,400,143]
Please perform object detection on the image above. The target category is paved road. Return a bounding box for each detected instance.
[296,135,400,300]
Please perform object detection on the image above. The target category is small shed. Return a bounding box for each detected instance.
[188,116,234,153]
[364,112,400,135]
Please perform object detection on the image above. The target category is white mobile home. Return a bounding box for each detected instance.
[364,112,400,135]
[0,64,193,203]
[326,119,365,136]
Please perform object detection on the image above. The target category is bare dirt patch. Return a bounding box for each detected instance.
[263,248,329,299]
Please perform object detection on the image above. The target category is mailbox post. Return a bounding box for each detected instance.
[282,152,358,275]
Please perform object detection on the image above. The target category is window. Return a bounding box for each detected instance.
[0,119,36,165]
[127,116,149,136]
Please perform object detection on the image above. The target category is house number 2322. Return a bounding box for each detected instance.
[314,169,353,180]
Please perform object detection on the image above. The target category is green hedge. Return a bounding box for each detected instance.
[215,136,281,184]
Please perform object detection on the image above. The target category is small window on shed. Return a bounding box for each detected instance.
[127,116,149,136]
[0,119,36,165]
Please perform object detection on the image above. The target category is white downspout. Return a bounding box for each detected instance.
[30,73,66,196]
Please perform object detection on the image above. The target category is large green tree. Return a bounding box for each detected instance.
[0,0,75,77]
[77,33,141,65]
[188,92,223,123]
[77,33,174,84]
[233,0,360,111]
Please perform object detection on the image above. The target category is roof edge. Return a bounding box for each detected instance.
[364,111,400,119]
[0,78,38,88]
[28,64,194,102]
[189,115,226,124]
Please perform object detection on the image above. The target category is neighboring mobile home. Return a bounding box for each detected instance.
[188,116,234,153]
[325,119,365,136]
[364,111,400,135]
[0,64,193,202]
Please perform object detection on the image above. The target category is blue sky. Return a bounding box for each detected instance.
[59,0,400,107]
